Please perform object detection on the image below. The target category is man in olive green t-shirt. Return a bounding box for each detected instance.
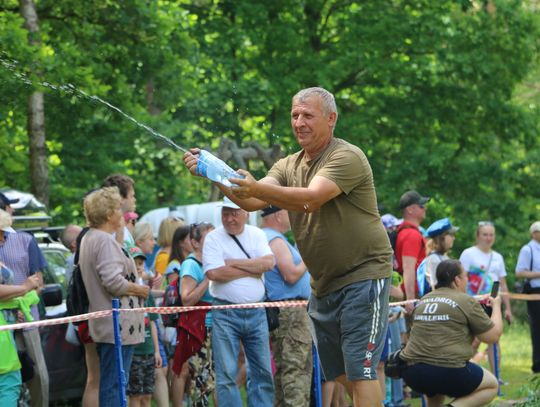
[183,87,392,407]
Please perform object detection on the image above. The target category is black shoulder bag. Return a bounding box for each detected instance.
[66,228,90,322]
[228,234,280,331]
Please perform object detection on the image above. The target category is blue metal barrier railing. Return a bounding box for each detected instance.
[112,298,128,407]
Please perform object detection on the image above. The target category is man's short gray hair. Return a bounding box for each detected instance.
[293,87,338,117]
[60,224,82,250]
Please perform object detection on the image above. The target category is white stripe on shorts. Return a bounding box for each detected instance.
[368,279,384,345]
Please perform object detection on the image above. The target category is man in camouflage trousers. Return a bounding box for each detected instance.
[261,206,312,406]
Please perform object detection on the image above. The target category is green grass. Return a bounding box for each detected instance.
[150,323,534,407]
[406,322,534,407]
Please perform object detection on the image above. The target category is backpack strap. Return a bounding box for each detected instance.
[396,223,425,252]
[396,223,415,234]
[182,256,203,267]
[528,244,534,271]
[73,227,90,265]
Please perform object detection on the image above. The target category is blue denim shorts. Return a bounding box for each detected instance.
[309,278,390,381]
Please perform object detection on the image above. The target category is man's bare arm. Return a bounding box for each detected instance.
[206,266,260,283]
[270,238,307,284]
[516,270,540,279]
[402,256,418,314]
[229,172,341,213]
[225,255,275,275]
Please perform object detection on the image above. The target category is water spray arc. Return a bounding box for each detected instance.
[1,53,243,186]
[0,53,187,153]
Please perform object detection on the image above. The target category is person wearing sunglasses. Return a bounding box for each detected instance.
[395,190,430,316]
[459,221,512,379]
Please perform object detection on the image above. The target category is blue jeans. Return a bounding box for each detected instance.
[96,343,134,407]
[212,307,274,407]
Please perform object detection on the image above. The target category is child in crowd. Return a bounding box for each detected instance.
[163,266,179,362]
[424,218,458,290]
[128,247,162,407]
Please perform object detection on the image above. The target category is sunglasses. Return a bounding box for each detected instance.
[190,222,213,239]
[478,221,494,227]
[190,221,211,230]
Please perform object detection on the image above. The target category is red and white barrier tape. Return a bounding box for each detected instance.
[1,292,539,332]
[0,309,113,331]
[0,300,307,331]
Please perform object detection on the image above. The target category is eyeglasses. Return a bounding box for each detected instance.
[222,209,242,218]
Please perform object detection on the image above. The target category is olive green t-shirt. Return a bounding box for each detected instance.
[267,137,392,297]
[401,287,494,368]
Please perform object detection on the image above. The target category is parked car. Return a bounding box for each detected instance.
[38,238,86,405]
[0,188,51,230]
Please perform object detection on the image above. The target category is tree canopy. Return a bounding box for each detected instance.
[0,0,539,281]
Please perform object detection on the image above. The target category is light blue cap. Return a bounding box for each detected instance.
[426,218,459,238]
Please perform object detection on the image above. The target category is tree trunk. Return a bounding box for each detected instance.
[20,0,49,206]
[206,138,285,201]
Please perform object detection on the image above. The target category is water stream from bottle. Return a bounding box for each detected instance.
[0,53,187,153]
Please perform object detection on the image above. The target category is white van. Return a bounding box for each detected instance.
[139,201,260,237]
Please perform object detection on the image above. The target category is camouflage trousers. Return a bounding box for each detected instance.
[270,306,312,407]
[188,331,215,407]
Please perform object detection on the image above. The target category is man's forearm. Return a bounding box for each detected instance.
[403,267,416,300]
[225,256,274,275]
[516,270,540,279]
[207,266,259,282]
[216,184,268,212]
[222,178,337,213]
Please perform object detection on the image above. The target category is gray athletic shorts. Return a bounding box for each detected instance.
[308,278,390,381]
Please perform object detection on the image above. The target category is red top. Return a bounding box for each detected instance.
[395,221,426,295]
[172,301,210,375]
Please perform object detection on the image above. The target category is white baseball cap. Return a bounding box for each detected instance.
[530,221,540,234]
[219,197,241,210]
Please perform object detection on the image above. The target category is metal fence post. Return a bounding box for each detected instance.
[312,342,322,407]
[112,298,127,407]
[493,342,502,396]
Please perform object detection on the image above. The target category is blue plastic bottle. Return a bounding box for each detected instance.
[195,150,243,187]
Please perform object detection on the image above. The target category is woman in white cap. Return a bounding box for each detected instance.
[459,221,512,380]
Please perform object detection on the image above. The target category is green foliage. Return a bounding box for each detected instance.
[515,374,540,406]
[0,1,539,289]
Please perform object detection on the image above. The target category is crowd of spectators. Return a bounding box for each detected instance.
[1,86,539,407]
